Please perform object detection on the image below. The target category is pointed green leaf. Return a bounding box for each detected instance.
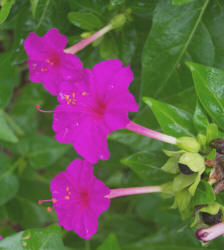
[121,151,171,185]
[0,153,19,206]
[172,173,197,192]
[192,180,215,206]
[0,111,18,143]
[97,233,121,250]
[143,97,196,137]
[141,0,209,98]
[68,11,102,31]
[0,0,15,24]
[193,101,209,133]
[187,62,224,129]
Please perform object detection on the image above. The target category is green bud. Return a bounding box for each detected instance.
[110,14,126,29]
[206,123,219,144]
[176,136,200,153]
[197,134,206,147]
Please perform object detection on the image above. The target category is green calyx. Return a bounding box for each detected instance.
[176,136,200,153]
[179,152,205,173]
[110,14,126,29]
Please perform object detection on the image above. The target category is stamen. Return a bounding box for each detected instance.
[38,199,53,204]
[46,207,52,212]
[65,196,70,200]
[36,105,54,113]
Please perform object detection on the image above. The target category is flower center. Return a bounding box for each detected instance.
[80,190,90,206]
[91,98,107,119]
[46,52,61,67]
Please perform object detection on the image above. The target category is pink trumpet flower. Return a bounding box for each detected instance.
[24,28,83,95]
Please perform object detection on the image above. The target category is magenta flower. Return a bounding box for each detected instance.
[24,28,83,95]
[0,236,2,240]
[50,159,110,240]
[52,59,138,163]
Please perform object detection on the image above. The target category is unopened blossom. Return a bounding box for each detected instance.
[50,159,110,240]
[53,59,138,163]
[196,222,224,242]
[24,28,83,95]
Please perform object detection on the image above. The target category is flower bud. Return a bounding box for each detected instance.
[176,136,200,153]
[110,14,126,29]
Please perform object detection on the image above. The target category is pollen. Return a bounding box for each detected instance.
[52,198,57,203]
[65,196,70,200]
[46,207,52,212]
[41,68,48,72]
[82,92,87,96]
[66,186,69,192]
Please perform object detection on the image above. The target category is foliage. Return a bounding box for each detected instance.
[0,0,224,249]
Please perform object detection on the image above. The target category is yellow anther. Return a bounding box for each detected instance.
[46,59,50,63]
[66,186,69,192]
[50,62,54,66]
[82,92,87,96]
[52,198,57,203]
[68,192,71,195]
[65,196,70,200]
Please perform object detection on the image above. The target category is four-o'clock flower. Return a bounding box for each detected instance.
[24,28,83,95]
[53,59,138,163]
[50,159,110,240]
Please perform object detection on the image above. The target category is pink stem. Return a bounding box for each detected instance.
[106,186,161,199]
[64,24,112,54]
[196,222,224,242]
[126,121,177,145]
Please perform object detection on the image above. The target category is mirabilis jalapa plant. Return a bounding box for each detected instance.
[23,12,224,244]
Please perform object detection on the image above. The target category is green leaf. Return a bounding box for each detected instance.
[175,190,191,211]
[200,202,220,215]
[143,97,196,137]
[100,35,119,59]
[0,224,65,250]
[192,180,215,206]
[14,134,70,169]
[0,0,15,24]
[24,224,65,249]
[186,62,224,129]
[188,22,214,66]
[141,0,209,99]
[193,101,209,133]
[123,226,204,250]
[171,0,195,5]
[206,123,219,144]
[0,52,20,109]
[0,153,19,206]
[161,156,179,174]
[30,0,40,18]
[172,173,197,193]
[97,233,121,250]
[0,110,18,143]
[121,151,171,185]
[6,197,54,228]
[68,11,102,31]
[10,84,45,133]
